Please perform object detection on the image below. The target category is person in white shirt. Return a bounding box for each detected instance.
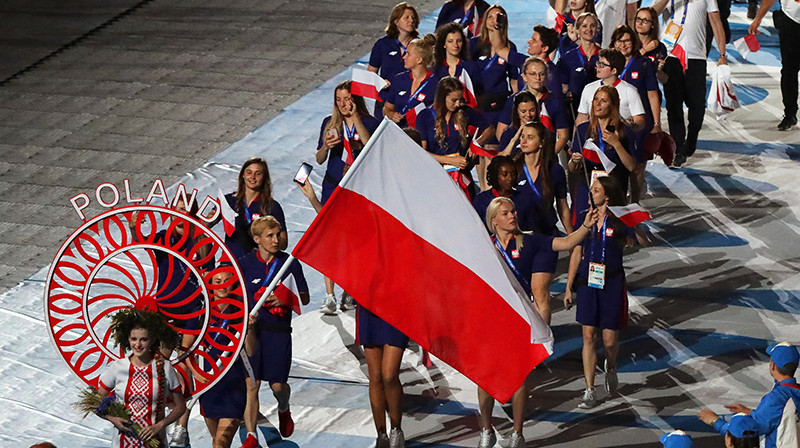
[575,48,646,132]
[652,0,727,167]
[595,0,639,46]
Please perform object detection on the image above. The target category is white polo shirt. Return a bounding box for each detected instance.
[660,0,719,61]
[781,0,800,24]
[595,0,639,47]
[577,79,645,119]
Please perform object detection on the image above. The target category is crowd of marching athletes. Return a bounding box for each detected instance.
[84,1,800,448]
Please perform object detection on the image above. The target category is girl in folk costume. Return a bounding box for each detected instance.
[97,309,185,448]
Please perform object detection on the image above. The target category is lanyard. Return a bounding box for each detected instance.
[596,124,607,152]
[401,72,433,114]
[344,122,356,140]
[396,39,407,57]
[670,0,689,27]
[589,215,608,264]
[459,5,475,26]
[261,257,280,288]
[577,45,596,70]
[522,164,543,202]
[243,195,259,224]
[483,53,499,72]
[619,58,635,79]
[493,236,525,286]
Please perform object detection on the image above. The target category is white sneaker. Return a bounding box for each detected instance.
[604,360,618,395]
[375,432,390,448]
[507,431,524,448]
[340,291,355,311]
[578,387,597,409]
[320,293,337,315]
[169,424,189,447]
[389,427,405,448]
[477,428,497,448]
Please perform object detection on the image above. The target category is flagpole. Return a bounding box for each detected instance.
[251,119,394,315]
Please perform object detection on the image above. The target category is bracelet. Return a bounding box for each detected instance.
[583,223,592,229]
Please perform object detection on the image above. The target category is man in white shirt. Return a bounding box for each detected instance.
[595,0,639,47]
[576,48,646,132]
[653,0,727,167]
[750,0,800,131]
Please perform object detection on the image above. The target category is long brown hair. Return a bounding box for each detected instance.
[385,2,420,39]
[588,85,624,141]
[510,91,539,129]
[235,157,273,216]
[636,7,660,42]
[434,22,469,70]
[323,81,371,150]
[517,122,555,210]
[477,5,509,54]
[434,77,469,149]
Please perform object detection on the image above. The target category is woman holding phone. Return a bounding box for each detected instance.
[316,81,378,313]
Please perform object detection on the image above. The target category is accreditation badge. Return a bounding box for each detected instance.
[663,21,683,47]
[588,262,606,289]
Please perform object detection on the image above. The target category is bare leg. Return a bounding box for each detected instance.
[204,418,219,445]
[477,387,495,430]
[582,325,599,388]
[270,382,291,411]
[324,276,335,295]
[243,377,261,434]
[212,418,242,448]
[364,346,388,434]
[602,329,620,371]
[531,273,553,325]
[381,345,405,429]
[510,383,528,433]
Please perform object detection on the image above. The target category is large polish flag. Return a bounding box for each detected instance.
[351,68,389,102]
[292,119,553,402]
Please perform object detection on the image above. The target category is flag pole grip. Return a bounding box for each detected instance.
[251,255,297,316]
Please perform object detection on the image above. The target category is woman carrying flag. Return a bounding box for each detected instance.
[567,85,636,228]
[479,196,597,448]
[415,76,494,200]
[382,34,438,129]
[564,175,633,410]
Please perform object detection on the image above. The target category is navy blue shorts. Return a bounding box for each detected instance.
[199,361,247,419]
[575,276,628,330]
[249,328,291,383]
[357,305,408,349]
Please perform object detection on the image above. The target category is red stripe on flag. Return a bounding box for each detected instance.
[293,188,549,402]
[274,279,302,315]
[616,209,651,227]
[350,82,382,102]
[583,147,602,164]
[469,140,497,158]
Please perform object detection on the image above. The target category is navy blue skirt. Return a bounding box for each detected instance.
[199,360,247,419]
[357,305,408,349]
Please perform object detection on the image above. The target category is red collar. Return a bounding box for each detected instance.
[579,45,599,58]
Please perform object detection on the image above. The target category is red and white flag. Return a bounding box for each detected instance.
[292,120,553,402]
[554,13,566,34]
[217,189,238,237]
[539,101,555,132]
[458,70,478,108]
[341,131,355,165]
[468,134,497,158]
[583,138,617,173]
[273,273,303,315]
[670,44,687,72]
[734,34,760,60]
[405,102,426,129]
[351,68,389,102]
[608,203,652,227]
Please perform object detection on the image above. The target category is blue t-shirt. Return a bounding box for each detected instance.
[415,105,488,156]
[382,70,438,126]
[369,35,408,81]
[316,114,380,202]
[557,13,603,55]
[498,91,569,132]
[514,162,568,235]
[224,193,286,260]
[239,250,308,326]
[619,56,659,123]
[468,37,520,96]
[433,59,483,96]
[435,0,491,38]
[558,44,599,95]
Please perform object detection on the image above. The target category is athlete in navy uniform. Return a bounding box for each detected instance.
[382,34,438,129]
[434,0,490,38]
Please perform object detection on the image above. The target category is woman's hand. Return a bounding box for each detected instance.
[566,23,578,42]
[601,126,621,148]
[651,122,662,133]
[563,289,574,310]
[582,206,599,228]
[445,154,468,170]
[263,293,282,308]
[107,416,135,437]
[387,111,404,123]
[642,40,659,53]
[139,420,166,442]
[323,130,341,149]
[296,181,316,201]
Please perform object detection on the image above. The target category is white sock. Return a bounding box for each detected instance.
[248,432,258,441]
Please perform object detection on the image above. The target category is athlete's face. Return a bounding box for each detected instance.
[444,31,463,58]
[486,8,501,30]
[172,200,188,236]
[395,9,416,34]
[592,90,613,118]
[590,180,608,206]
[522,62,546,91]
[492,202,518,233]
[579,17,597,42]
[527,31,544,56]
[570,0,587,11]
[496,163,517,192]
[519,126,542,155]
[635,12,654,35]
[129,327,153,358]
[254,225,281,256]
[243,164,265,191]
[211,271,233,301]
[335,88,354,116]
[595,57,613,79]
[613,33,634,58]
[517,101,538,125]
[445,90,465,113]
[403,45,422,70]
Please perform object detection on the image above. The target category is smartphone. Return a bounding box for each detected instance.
[294,162,313,186]
[327,128,339,139]
[495,12,506,30]
[605,124,616,133]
